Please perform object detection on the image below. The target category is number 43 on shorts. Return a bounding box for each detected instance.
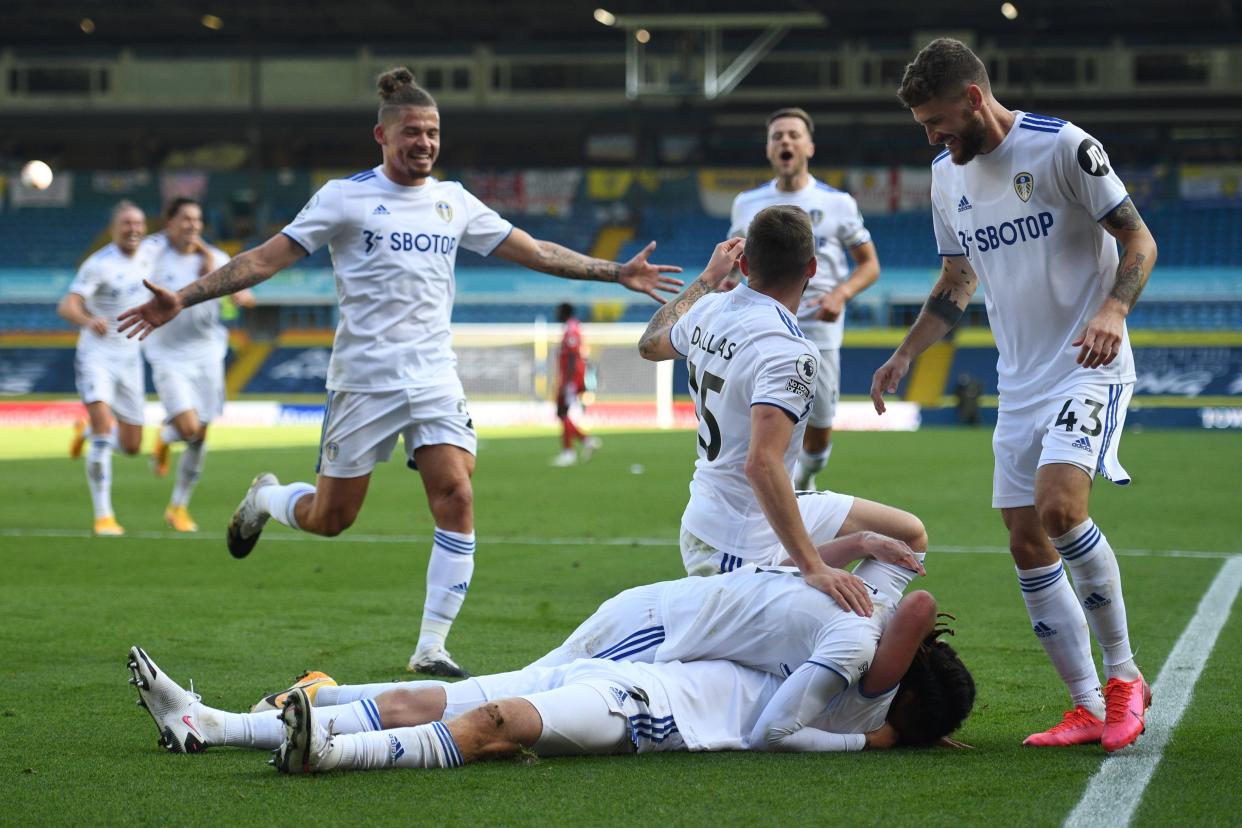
[1054,397,1104,436]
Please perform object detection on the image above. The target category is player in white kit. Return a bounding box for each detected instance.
[729,108,881,490]
[118,68,681,678]
[123,583,975,766]
[57,201,156,536]
[143,198,256,532]
[871,39,1159,752]
[639,209,926,611]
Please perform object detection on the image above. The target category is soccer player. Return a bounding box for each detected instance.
[549,302,600,467]
[639,211,926,613]
[729,108,881,490]
[123,587,974,764]
[871,38,1158,752]
[118,68,681,678]
[57,201,157,536]
[143,197,256,532]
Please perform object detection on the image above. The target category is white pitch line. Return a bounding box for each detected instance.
[0,526,1239,560]
[1064,555,1242,828]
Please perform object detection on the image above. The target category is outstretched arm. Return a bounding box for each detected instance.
[638,238,744,361]
[1074,197,1158,369]
[117,234,304,339]
[492,228,683,303]
[870,255,977,414]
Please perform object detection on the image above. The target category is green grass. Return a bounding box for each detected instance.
[1,426,1240,826]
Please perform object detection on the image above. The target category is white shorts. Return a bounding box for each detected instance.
[316,382,476,478]
[680,489,855,576]
[992,381,1133,509]
[528,583,665,669]
[75,350,144,425]
[807,347,840,429]
[442,660,684,755]
[150,357,225,424]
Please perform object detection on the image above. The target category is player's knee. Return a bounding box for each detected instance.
[1034,496,1085,538]
[118,437,142,455]
[903,516,928,554]
[310,506,357,537]
[431,482,473,522]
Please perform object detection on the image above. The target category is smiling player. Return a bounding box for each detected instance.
[118,67,683,677]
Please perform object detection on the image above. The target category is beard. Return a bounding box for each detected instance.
[950,111,988,164]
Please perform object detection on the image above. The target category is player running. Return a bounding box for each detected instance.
[57,201,158,536]
[639,209,926,612]
[143,197,255,532]
[871,38,1158,751]
[729,108,881,490]
[118,68,681,678]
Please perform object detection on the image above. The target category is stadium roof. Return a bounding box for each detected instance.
[4,0,1239,49]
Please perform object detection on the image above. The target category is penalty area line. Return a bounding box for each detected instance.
[1063,555,1242,828]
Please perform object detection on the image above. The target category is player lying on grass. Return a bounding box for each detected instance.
[126,586,973,770]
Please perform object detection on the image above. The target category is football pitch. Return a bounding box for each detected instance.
[1,425,1240,826]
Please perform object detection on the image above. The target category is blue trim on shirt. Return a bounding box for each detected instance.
[483,225,515,257]
[751,400,799,424]
[1094,194,1131,223]
[281,230,312,256]
[857,682,898,700]
[1019,123,1061,134]
[932,149,951,165]
[1023,113,1067,125]
[805,659,852,685]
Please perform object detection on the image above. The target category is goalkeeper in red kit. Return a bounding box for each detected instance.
[551,303,600,466]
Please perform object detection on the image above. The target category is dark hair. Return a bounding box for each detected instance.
[556,302,576,323]
[897,38,989,109]
[377,67,437,123]
[766,107,814,135]
[110,199,143,222]
[164,197,200,220]
[888,618,976,746]
[743,205,815,286]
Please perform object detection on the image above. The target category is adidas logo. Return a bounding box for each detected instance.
[610,686,630,706]
[1033,621,1057,639]
[1083,592,1112,610]
[372,204,390,215]
[387,733,405,760]
[450,581,469,594]
[957,195,973,212]
[1072,436,1092,452]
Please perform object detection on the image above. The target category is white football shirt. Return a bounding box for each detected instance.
[142,234,232,363]
[730,176,872,349]
[655,565,892,684]
[670,285,819,552]
[931,112,1135,408]
[282,166,513,392]
[67,241,156,358]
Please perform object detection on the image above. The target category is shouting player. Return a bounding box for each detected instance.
[118,68,681,678]
[729,108,881,490]
[871,38,1158,751]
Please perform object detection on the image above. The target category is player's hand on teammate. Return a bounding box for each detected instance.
[805,566,873,616]
[810,288,847,322]
[864,722,899,750]
[869,354,912,415]
[117,280,184,340]
[618,241,684,303]
[859,532,926,576]
[1073,304,1126,368]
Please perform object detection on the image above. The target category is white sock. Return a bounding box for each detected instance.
[86,432,115,518]
[1016,562,1103,718]
[170,440,206,507]
[160,423,182,444]
[258,482,316,530]
[417,528,475,652]
[793,445,831,490]
[853,552,925,604]
[332,722,464,770]
[1053,518,1138,680]
[195,704,286,749]
[317,680,445,706]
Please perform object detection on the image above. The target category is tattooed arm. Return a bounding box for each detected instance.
[870,255,978,414]
[117,234,304,339]
[638,238,744,361]
[1073,197,1158,369]
[493,228,683,303]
